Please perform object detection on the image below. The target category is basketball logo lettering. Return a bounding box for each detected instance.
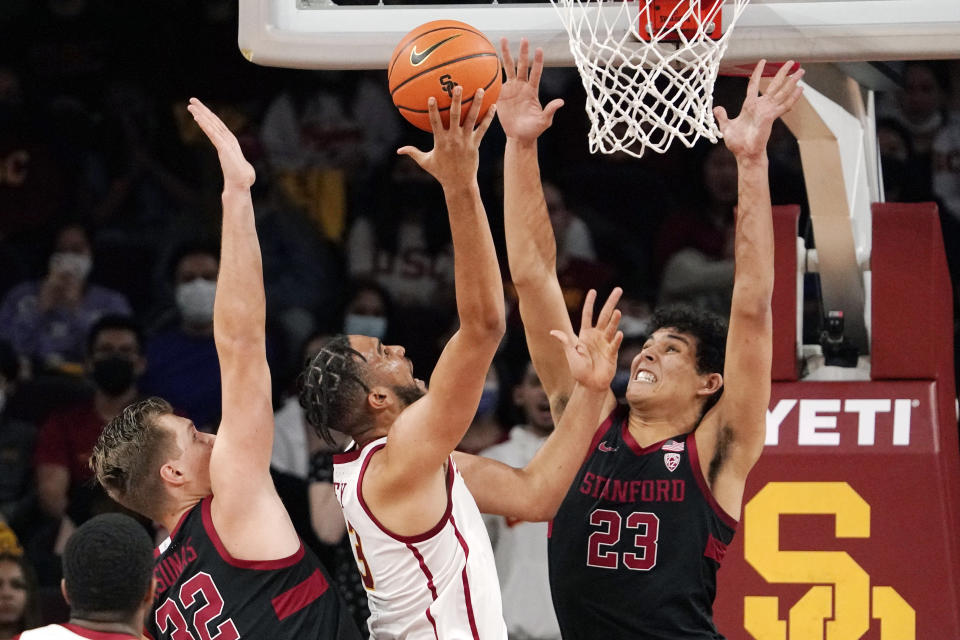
[439,74,458,98]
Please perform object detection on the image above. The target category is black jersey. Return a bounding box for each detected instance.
[549,407,737,639]
[145,496,360,640]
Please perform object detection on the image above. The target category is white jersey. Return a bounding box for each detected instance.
[333,437,506,639]
[17,623,138,639]
[480,427,561,640]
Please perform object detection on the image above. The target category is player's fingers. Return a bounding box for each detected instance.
[768,61,798,102]
[464,88,484,131]
[517,38,530,81]
[581,289,597,331]
[605,310,622,341]
[549,329,572,350]
[747,59,765,98]
[543,99,565,125]
[474,104,497,139]
[396,145,427,167]
[596,286,622,329]
[713,106,729,131]
[612,330,624,353]
[529,47,545,90]
[449,87,463,130]
[426,97,444,134]
[501,38,516,81]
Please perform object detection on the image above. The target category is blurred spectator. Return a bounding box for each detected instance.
[654,144,738,315]
[0,224,131,375]
[341,280,394,342]
[0,341,36,526]
[261,71,401,245]
[140,240,221,431]
[457,364,507,455]
[0,525,41,640]
[34,315,145,526]
[543,181,597,270]
[933,117,960,283]
[480,362,560,640]
[877,117,926,202]
[612,334,648,399]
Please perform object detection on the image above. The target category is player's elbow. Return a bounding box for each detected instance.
[730,283,772,321]
[462,312,506,343]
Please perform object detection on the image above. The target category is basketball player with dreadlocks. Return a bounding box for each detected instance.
[90,100,359,639]
[299,88,626,638]
[496,40,804,638]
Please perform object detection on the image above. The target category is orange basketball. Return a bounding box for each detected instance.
[388,20,502,132]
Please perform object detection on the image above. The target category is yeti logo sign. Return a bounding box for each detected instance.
[765,398,917,447]
[439,74,458,98]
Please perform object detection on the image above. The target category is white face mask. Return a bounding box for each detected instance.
[619,314,651,338]
[343,314,387,340]
[175,278,217,326]
[49,252,92,281]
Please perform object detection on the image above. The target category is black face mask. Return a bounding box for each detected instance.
[91,356,136,396]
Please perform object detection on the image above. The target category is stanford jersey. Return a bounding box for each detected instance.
[334,437,507,639]
[549,407,737,639]
[16,624,136,639]
[146,496,359,640]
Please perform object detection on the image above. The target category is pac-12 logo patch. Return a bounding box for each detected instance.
[664,452,681,472]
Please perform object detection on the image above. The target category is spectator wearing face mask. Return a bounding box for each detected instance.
[140,241,222,431]
[32,314,146,559]
[0,224,131,375]
[341,279,392,342]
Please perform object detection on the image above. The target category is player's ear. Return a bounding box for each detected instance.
[60,578,70,606]
[367,386,394,412]
[143,577,157,605]
[160,461,186,487]
[697,372,723,397]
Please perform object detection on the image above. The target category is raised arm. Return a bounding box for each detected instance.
[499,39,617,421]
[187,99,299,557]
[454,288,623,520]
[379,88,503,477]
[696,62,804,516]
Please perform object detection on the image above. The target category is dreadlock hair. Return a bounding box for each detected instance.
[89,397,177,521]
[62,513,153,622]
[299,334,371,446]
[649,305,729,415]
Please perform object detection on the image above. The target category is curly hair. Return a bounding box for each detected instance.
[298,335,370,446]
[63,513,153,622]
[650,305,728,413]
[90,397,177,521]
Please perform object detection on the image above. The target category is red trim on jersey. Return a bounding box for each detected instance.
[449,514,480,640]
[270,568,330,621]
[356,444,455,543]
[168,500,199,539]
[333,448,362,464]
[621,422,680,457]
[586,406,621,461]
[703,534,728,563]
[200,496,306,569]
[142,628,155,640]
[406,543,440,639]
[61,623,140,639]
[685,433,738,529]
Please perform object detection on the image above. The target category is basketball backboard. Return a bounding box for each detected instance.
[239,0,960,71]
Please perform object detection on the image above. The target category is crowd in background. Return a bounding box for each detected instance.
[1,1,959,637]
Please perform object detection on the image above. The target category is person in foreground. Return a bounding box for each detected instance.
[498,38,804,638]
[90,99,359,639]
[299,88,624,638]
[14,513,153,640]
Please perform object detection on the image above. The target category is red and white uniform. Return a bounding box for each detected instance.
[334,437,506,639]
[15,624,137,639]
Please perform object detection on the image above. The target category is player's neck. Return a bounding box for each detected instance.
[68,616,141,637]
[160,494,207,534]
[626,408,698,448]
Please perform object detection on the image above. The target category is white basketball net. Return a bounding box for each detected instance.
[549,0,750,157]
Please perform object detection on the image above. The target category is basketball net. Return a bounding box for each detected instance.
[549,0,750,156]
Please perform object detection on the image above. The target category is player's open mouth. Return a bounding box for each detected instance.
[635,370,657,383]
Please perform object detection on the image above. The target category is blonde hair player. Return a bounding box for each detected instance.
[497,38,804,639]
[91,100,360,639]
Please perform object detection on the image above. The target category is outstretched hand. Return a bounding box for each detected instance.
[397,86,496,189]
[714,60,804,161]
[187,98,256,190]
[497,38,564,143]
[551,288,623,392]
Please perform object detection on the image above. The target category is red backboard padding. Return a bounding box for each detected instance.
[771,205,800,381]
[871,202,952,381]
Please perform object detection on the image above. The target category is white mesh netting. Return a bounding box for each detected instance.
[550,0,750,157]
